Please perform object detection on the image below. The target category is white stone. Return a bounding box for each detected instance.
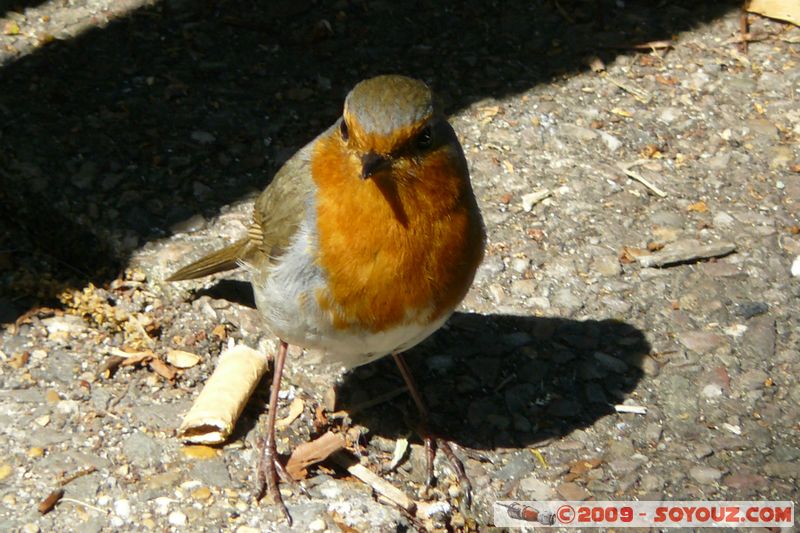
[791,255,800,277]
[308,518,326,531]
[168,511,187,526]
[114,499,131,518]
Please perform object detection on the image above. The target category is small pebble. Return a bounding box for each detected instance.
[308,519,326,532]
[168,511,187,526]
[791,256,800,277]
[689,466,723,485]
[114,499,131,518]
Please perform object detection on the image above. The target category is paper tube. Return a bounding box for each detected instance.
[178,345,269,444]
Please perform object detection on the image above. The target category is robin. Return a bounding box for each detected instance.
[168,74,485,523]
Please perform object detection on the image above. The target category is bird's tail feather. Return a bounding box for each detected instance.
[167,239,252,281]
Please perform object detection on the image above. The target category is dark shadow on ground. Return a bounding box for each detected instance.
[336,311,650,450]
[0,0,49,18]
[0,0,741,320]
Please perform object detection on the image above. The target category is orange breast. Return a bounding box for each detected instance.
[311,134,484,332]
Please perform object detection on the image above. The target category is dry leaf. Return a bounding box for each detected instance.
[619,246,648,264]
[148,358,177,381]
[166,349,201,368]
[3,21,20,36]
[7,352,30,369]
[655,74,678,86]
[116,349,154,366]
[687,201,708,213]
[610,107,633,118]
[285,431,346,480]
[747,0,800,26]
[182,445,219,460]
[211,324,227,339]
[276,397,305,429]
[386,437,409,471]
[569,457,602,475]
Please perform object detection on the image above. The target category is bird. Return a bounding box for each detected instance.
[168,74,485,523]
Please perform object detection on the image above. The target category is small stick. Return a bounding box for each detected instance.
[331,451,416,513]
[602,74,651,103]
[598,40,673,51]
[38,488,64,514]
[59,497,108,515]
[617,160,668,198]
[614,404,647,415]
[740,1,750,54]
[59,465,97,486]
[344,386,409,415]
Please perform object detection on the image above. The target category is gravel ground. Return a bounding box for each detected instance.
[1,1,799,531]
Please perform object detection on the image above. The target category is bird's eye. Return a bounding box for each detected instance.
[416,126,432,149]
[340,120,349,142]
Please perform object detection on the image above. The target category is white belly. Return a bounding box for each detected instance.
[248,218,448,368]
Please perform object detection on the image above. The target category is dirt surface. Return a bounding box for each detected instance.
[1,0,799,531]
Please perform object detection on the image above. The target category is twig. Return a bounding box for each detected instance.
[602,73,651,104]
[59,498,108,514]
[614,404,647,415]
[598,40,673,51]
[552,0,575,23]
[38,488,64,514]
[343,386,409,415]
[59,465,97,486]
[740,1,750,54]
[617,160,668,198]
[331,451,416,513]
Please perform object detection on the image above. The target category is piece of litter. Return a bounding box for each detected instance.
[722,423,742,435]
[387,437,409,472]
[614,404,647,415]
[521,189,552,212]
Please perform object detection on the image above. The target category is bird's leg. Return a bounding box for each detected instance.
[256,340,292,525]
[391,352,472,505]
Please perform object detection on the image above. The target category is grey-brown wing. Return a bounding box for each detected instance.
[168,128,325,281]
[245,131,321,264]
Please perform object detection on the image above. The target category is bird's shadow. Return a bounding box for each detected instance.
[336,311,650,450]
[194,279,650,450]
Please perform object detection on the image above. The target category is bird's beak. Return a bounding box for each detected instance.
[361,152,391,180]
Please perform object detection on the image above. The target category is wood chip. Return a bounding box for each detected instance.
[636,241,736,268]
[276,397,304,429]
[148,358,178,381]
[96,355,126,378]
[569,457,602,475]
[617,159,668,198]
[285,431,346,480]
[166,349,201,368]
[6,351,30,369]
[521,189,551,212]
[386,437,409,472]
[330,451,416,513]
[38,488,64,514]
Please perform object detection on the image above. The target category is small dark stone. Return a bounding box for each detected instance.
[735,301,769,319]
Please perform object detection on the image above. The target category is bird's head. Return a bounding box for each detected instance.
[337,75,462,183]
